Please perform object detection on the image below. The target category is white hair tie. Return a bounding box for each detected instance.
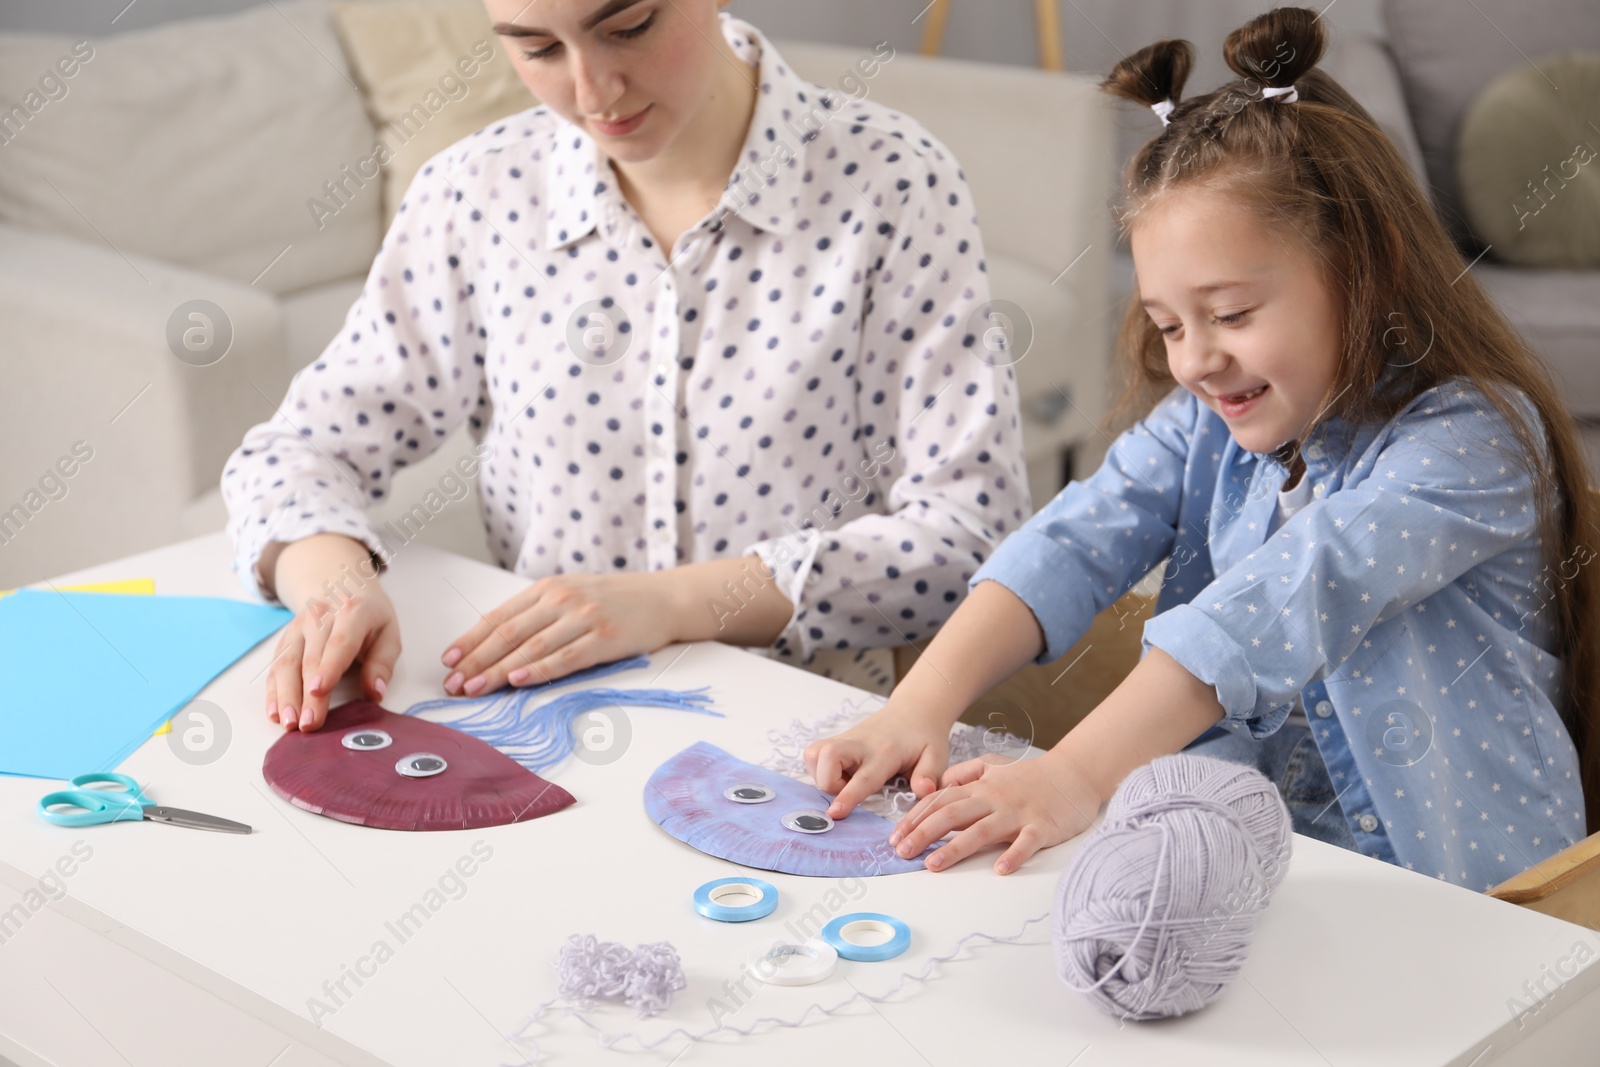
[1150,98,1176,126]
[1260,84,1299,104]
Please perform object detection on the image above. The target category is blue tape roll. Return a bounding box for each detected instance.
[693,877,779,923]
[822,912,910,962]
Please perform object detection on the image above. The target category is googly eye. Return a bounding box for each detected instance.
[724,783,776,804]
[341,729,392,751]
[396,753,447,778]
[782,809,834,834]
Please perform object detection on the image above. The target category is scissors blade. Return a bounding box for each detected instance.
[141,805,253,835]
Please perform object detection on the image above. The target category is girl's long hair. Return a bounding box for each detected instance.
[1102,6,1600,837]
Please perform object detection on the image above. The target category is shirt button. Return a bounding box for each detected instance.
[1358,813,1379,833]
[654,362,669,376]
[653,527,671,544]
[1306,444,1324,460]
[1314,700,1333,718]
[1313,484,1325,498]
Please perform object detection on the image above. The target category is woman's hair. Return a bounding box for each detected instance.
[1102,6,1600,837]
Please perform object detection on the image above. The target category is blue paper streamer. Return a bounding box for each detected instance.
[404,657,720,774]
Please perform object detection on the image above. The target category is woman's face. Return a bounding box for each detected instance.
[486,0,731,165]
[1131,184,1345,456]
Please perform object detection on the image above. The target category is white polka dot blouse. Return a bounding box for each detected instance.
[221,15,1032,666]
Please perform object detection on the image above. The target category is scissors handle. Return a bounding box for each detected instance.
[67,772,150,802]
[38,772,151,827]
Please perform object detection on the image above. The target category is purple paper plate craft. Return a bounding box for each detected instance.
[264,701,575,831]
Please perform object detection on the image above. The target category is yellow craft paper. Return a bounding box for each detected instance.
[0,577,156,598]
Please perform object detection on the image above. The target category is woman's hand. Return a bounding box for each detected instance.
[267,587,402,732]
[439,555,797,695]
[440,571,685,695]
[264,533,401,732]
[804,705,954,820]
[888,748,1104,874]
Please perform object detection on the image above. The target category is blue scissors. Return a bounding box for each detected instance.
[37,772,252,834]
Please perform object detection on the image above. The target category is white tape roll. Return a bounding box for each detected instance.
[745,937,839,987]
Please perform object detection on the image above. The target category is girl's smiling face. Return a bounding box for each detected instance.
[487,0,731,165]
[1130,184,1345,455]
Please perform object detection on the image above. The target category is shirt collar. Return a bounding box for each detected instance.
[542,14,810,251]
[1228,363,1402,470]
[542,125,603,251]
[1231,421,1356,475]
[711,16,811,235]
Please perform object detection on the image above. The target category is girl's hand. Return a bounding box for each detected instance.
[888,749,1104,874]
[440,571,683,695]
[267,587,402,732]
[804,706,953,819]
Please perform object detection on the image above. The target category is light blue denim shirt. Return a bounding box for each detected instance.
[972,377,1583,890]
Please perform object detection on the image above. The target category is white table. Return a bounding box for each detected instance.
[3,532,1599,1067]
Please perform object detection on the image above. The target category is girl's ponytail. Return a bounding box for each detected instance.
[1102,40,1195,124]
[1222,6,1326,94]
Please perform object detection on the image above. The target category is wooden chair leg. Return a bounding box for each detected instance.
[916,0,949,58]
[1034,0,1064,71]
[917,0,1064,72]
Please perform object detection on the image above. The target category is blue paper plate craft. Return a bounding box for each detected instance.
[644,741,934,877]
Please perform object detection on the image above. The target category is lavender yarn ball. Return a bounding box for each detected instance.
[1106,753,1295,893]
[1053,753,1293,1020]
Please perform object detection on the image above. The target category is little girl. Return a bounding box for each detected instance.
[806,6,1599,892]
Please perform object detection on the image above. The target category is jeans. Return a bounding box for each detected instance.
[1183,721,1357,851]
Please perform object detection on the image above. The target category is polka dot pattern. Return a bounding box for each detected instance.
[975,378,1584,890]
[221,16,1030,667]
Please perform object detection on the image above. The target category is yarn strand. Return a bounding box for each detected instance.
[507,914,1051,1064]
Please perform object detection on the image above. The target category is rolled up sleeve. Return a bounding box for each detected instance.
[745,133,1031,661]
[1144,386,1543,736]
[974,387,1201,663]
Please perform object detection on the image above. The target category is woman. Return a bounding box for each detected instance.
[222,0,1030,731]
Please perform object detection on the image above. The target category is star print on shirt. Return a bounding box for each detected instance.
[974,378,1580,891]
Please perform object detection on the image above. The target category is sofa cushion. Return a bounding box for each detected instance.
[1458,52,1600,269]
[0,0,381,296]
[1476,264,1600,416]
[0,223,291,587]
[330,0,537,231]
[986,250,1099,414]
[1383,0,1600,247]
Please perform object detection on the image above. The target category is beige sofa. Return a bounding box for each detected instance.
[0,0,1113,591]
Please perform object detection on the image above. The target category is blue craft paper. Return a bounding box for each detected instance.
[0,588,291,779]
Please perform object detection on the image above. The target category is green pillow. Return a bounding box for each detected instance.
[1458,52,1600,269]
